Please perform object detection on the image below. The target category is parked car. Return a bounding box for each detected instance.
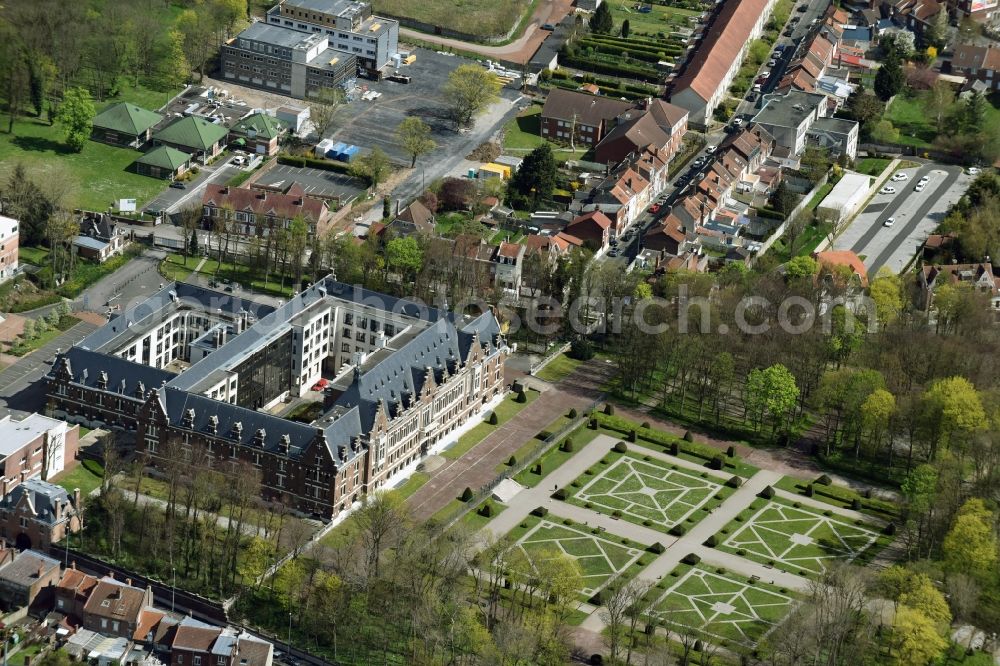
[883,217,895,227]
[915,183,926,192]
[753,83,762,93]
[312,378,330,392]
[169,181,186,189]
[541,22,555,30]
[879,186,896,194]
[767,59,777,67]
[648,203,661,214]
[797,4,807,11]
[968,166,982,175]
[891,172,908,181]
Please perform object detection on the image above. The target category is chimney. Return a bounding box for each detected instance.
[71,561,76,570]
[37,564,44,578]
[221,186,229,195]
[126,578,132,586]
[107,571,114,580]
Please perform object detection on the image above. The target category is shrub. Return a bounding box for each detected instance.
[571,480,580,488]
[461,487,474,502]
[507,455,517,466]
[883,522,896,535]
[627,429,637,442]
[864,488,873,499]
[669,442,679,456]
[552,488,567,500]
[589,591,603,606]
[648,542,666,554]
[585,502,593,509]
[715,568,725,575]
[779,588,788,594]
[805,484,814,497]
[683,430,694,442]
[613,441,628,453]
[589,418,598,429]
[487,412,498,425]
[520,522,528,528]
[759,485,775,499]
[726,445,735,457]
[568,408,578,418]
[852,498,862,511]
[532,506,548,517]
[569,338,594,360]
[604,403,615,416]
[536,430,552,441]
[643,455,651,461]
[590,654,604,665]
[704,534,718,547]
[816,474,833,486]
[823,510,833,517]
[642,519,651,526]
[561,437,574,452]
[793,501,801,508]
[563,519,573,525]
[532,463,543,475]
[670,524,687,536]
[708,456,724,470]
[694,639,703,652]
[682,552,701,565]
[479,502,495,517]
[514,390,527,403]
[612,510,622,518]
[641,421,650,429]
[736,548,746,556]
[726,476,742,488]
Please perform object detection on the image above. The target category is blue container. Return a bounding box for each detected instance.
[329,142,348,160]
[341,145,360,162]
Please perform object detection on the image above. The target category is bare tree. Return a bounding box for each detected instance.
[600,579,632,663]
[353,490,407,581]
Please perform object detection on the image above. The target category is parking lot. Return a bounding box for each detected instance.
[255,164,368,203]
[832,163,969,275]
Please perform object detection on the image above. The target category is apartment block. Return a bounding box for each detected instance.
[0,215,18,283]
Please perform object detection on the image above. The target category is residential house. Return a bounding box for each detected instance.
[815,250,869,288]
[752,90,829,156]
[565,211,613,251]
[134,146,193,181]
[668,0,779,127]
[0,215,18,283]
[389,200,435,236]
[883,0,944,37]
[0,549,60,610]
[720,126,775,173]
[201,184,333,237]
[946,0,1000,21]
[170,617,273,666]
[75,212,129,263]
[0,479,82,551]
[539,89,632,146]
[153,117,229,164]
[594,100,689,165]
[950,43,1000,91]
[919,261,1000,310]
[493,242,526,294]
[81,575,154,639]
[642,216,691,255]
[228,112,287,156]
[91,103,163,148]
[806,116,859,159]
[0,414,77,497]
[54,565,99,620]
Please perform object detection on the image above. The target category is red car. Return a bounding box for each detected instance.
[648,203,661,214]
[311,378,330,391]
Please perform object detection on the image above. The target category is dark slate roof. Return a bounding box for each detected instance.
[0,550,60,588]
[0,479,72,525]
[56,347,176,398]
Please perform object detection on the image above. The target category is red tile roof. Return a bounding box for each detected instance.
[671,0,775,103]
[815,250,869,286]
[202,184,329,224]
[568,210,613,231]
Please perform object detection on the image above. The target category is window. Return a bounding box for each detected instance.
[101,619,108,629]
[194,657,201,666]
[19,517,27,528]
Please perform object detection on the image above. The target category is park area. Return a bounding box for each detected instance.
[885,89,1000,149]
[652,565,796,645]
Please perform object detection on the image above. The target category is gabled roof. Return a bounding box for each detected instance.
[136,145,192,171]
[154,116,228,151]
[395,199,435,231]
[82,576,147,623]
[568,210,613,231]
[229,112,287,140]
[540,88,633,126]
[55,347,176,402]
[953,43,1000,72]
[202,184,329,223]
[0,550,60,588]
[92,103,162,137]
[0,479,72,526]
[815,250,869,286]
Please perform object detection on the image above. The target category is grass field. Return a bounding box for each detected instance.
[160,253,296,298]
[653,565,795,646]
[805,182,834,211]
[52,459,105,496]
[718,499,880,577]
[570,452,722,530]
[374,0,531,39]
[885,90,1000,149]
[442,389,540,460]
[535,353,582,383]
[608,2,701,35]
[502,105,593,163]
[855,158,891,177]
[506,516,648,596]
[18,246,50,266]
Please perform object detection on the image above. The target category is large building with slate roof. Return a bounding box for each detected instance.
[45,278,508,518]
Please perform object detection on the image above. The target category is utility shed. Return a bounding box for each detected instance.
[816,172,871,223]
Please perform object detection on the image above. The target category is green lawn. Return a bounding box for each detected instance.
[608,2,700,34]
[0,116,167,212]
[884,90,1000,149]
[773,475,900,521]
[502,106,593,163]
[855,158,891,177]
[805,182,834,211]
[535,353,583,383]
[161,253,296,298]
[652,565,795,646]
[18,246,50,266]
[373,0,530,39]
[392,472,429,500]
[7,643,43,666]
[7,315,79,357]
[52,459,105,496]
[460,500,506,533]
[442,389,540,460]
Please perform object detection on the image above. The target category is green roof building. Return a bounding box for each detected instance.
[91,102,163,148]
[153,116,229,162]
[134,145,193,180]
[228,112,288,156]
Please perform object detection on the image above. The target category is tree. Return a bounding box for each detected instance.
[621,19,630,39]
[860,388,895,457]
[0,27,30,134]
[439,177,475,211]
[922,376,986,456]
[508,144,557,209]
[874,54,905,101]
[350,147,391,193]
[590,2,613,34]
[898,573,952,627]
[942,498,998,579]
[869,268,903,324]
[396,116,436,168]
[963,91,988,133]
[309,86,345,138]
[28,55,57,120]
[870,119,901,144]
[924,9,948,50]
[846,87,885,129]
[786,255,818,281]
[158,29,191,89]
[926,80,955,133]
[442,64,501,127]
[883,31,915,60]
[54,86,94,152]
[892,606,948,665]
[385,236,423,282]
[176,6,214,82]
[744,363,800,438]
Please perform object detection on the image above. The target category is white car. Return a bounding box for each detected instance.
[915,183,926,192]
[919,175,930,184]
[891,172,908,181]
[883,217,895,227]
[880,186,896,194]
[968,166,981,175]
[753,83,762,92]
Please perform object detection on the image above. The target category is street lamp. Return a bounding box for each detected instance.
[171,566,176,612]
[287,611,293,654]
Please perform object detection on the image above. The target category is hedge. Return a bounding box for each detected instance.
[613,441,628,454]
[461,487,474,501]
[759,485,775,499]
[277,153,356,177]
[648,542,666,554]
[682,553,701,565]
[532,506,548,517]
[726,476,742,488]
[552,488,567,500]
[558,53,661,83]
[670,524,686,536]
[704,534,718,547]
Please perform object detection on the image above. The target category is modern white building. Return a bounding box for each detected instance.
[0,215,19,284]
[817,172,872,223]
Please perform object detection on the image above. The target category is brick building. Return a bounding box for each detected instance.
[0,549,60,610]
[201,184,333,238]
[0,479,82,551]
[0,413,79,493]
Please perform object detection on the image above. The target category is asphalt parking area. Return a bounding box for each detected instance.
[255,164,367,202]
[325,48,520,165]
[832,163,969,275]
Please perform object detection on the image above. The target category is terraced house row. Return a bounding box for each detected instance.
[44,279,509,518]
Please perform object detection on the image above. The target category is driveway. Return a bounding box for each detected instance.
[833,163,968,274]
[143,158,240,217]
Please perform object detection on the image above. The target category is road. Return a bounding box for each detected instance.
[143,157,241,218]
[833,163,968,274]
